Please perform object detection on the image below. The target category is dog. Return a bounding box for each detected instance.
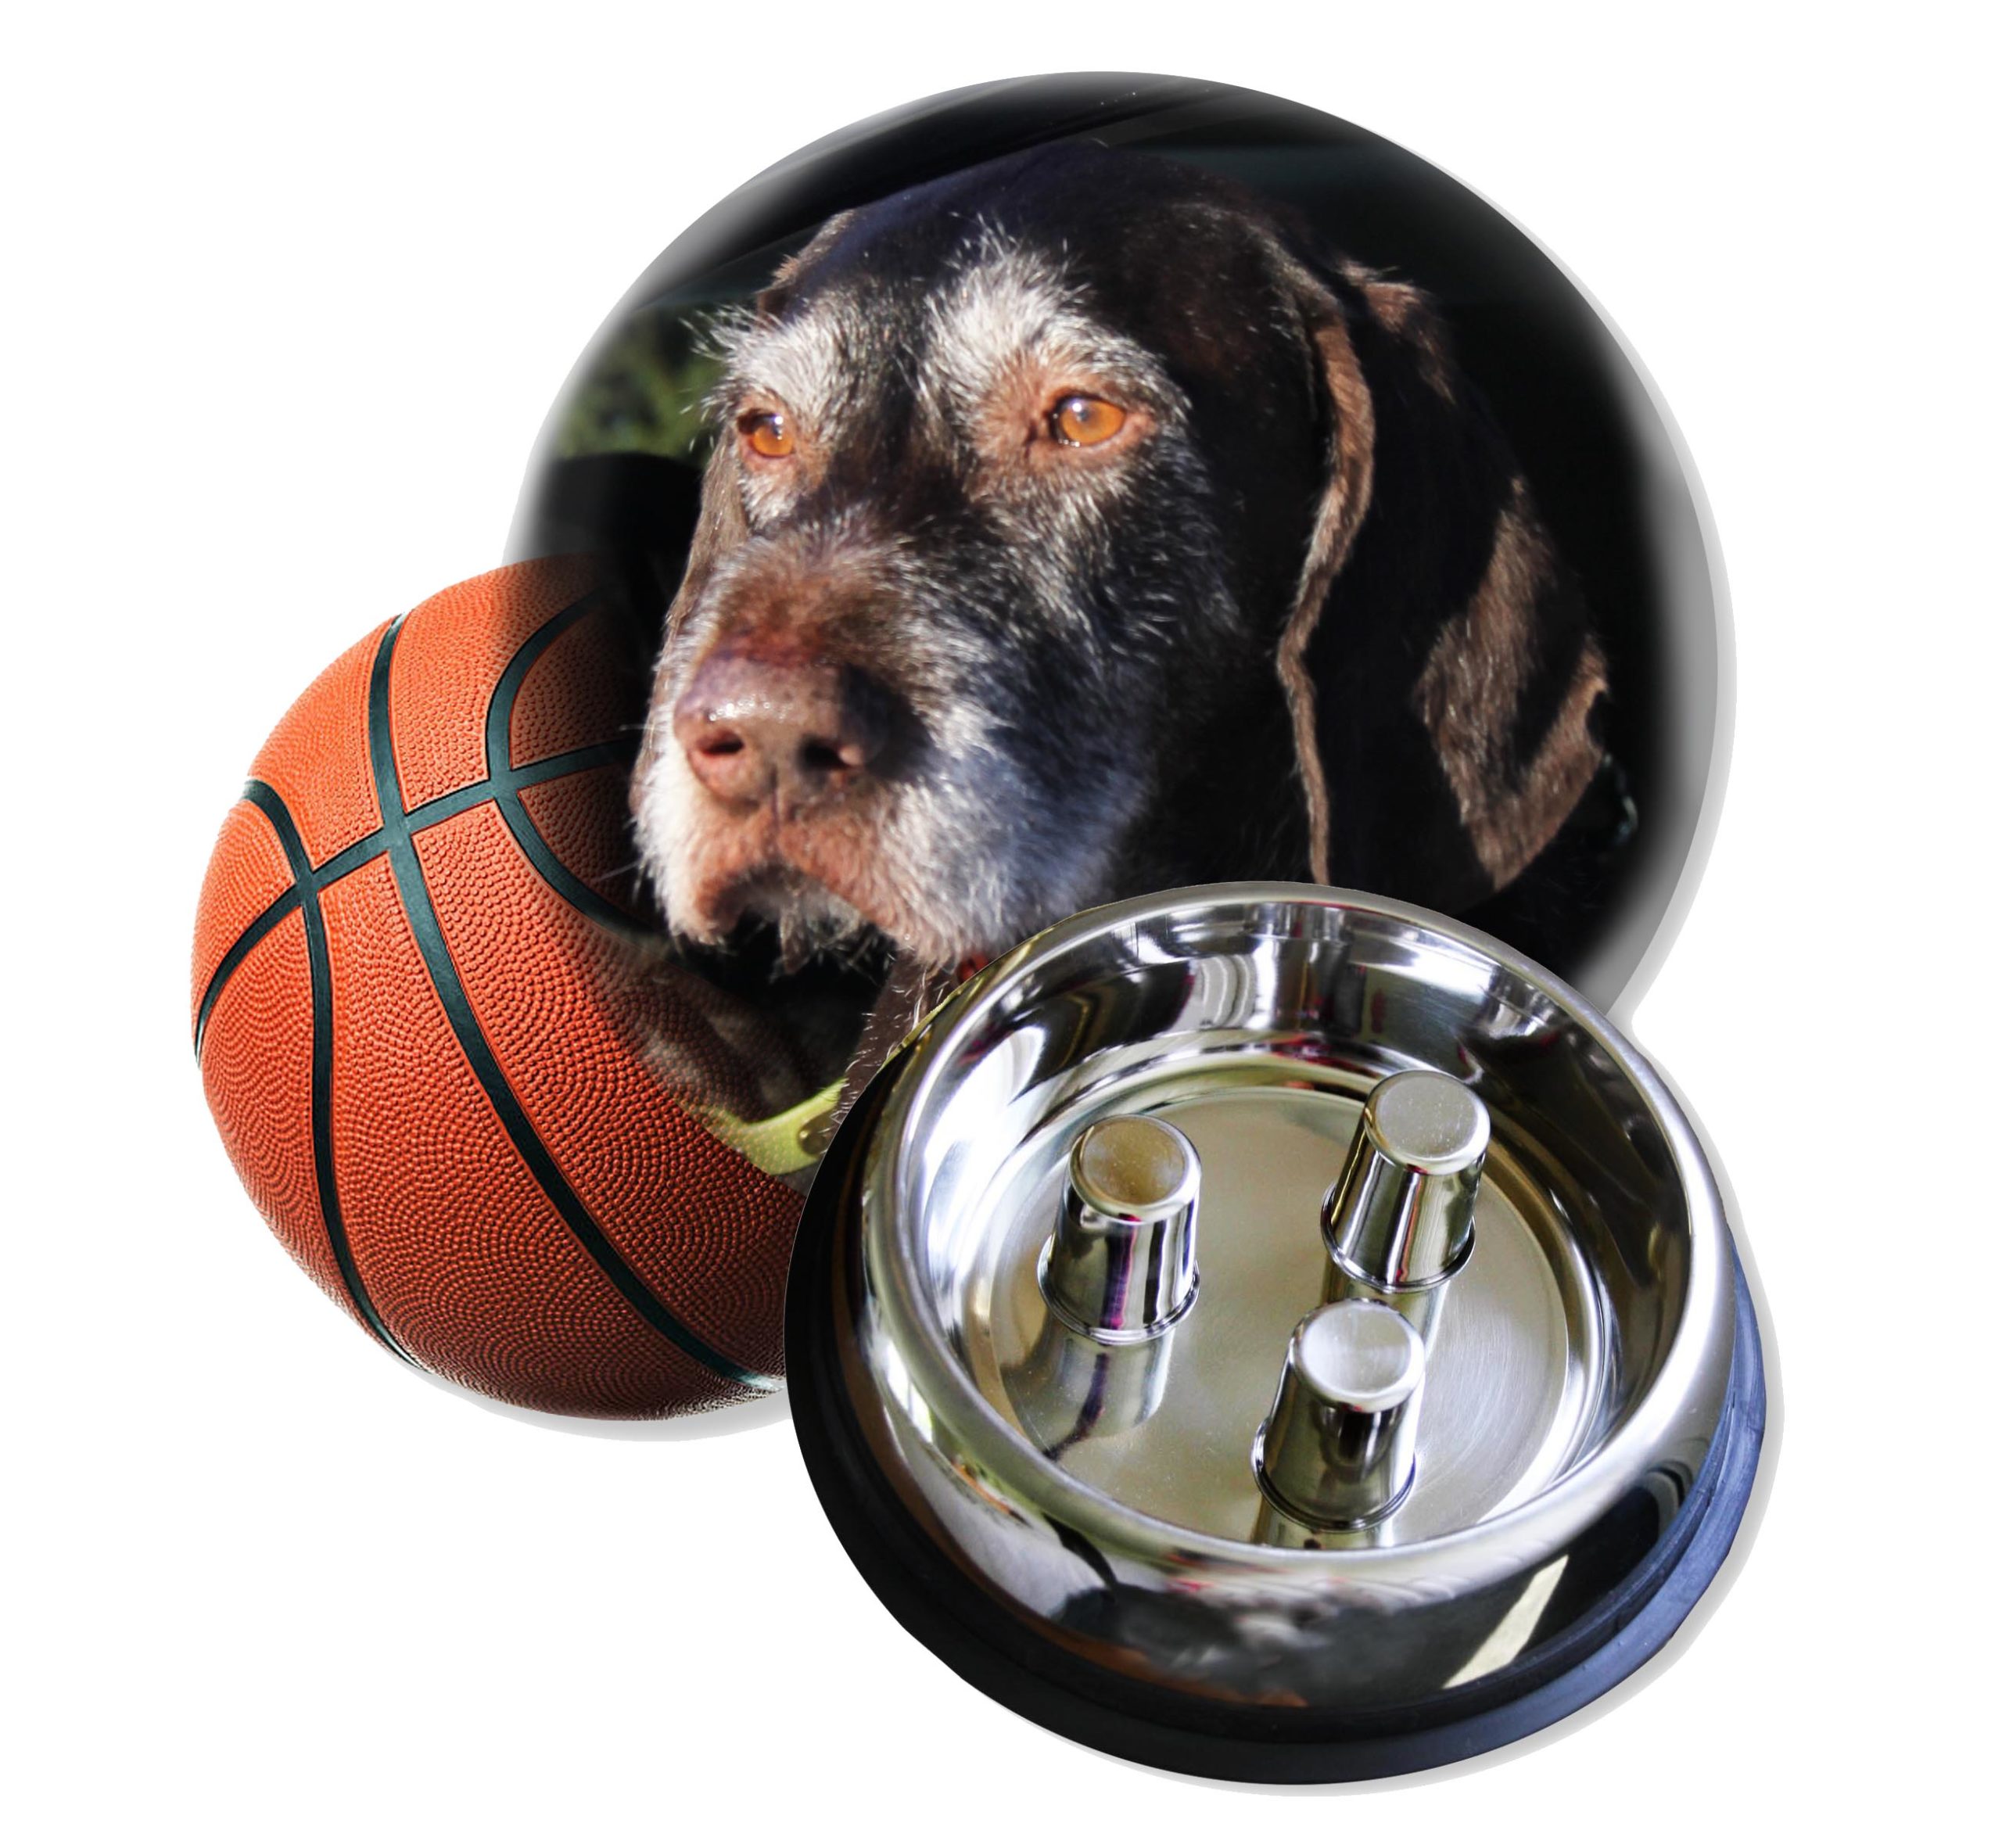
[630,140,1614,1034]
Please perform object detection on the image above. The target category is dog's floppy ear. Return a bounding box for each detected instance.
[1269,247,1609,904]
[761,207,856,305]
[1269,258,1376,886]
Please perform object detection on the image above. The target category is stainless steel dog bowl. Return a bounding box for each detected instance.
[787,885,1764,1781]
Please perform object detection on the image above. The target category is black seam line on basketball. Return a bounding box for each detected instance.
[483,590,648,934]
[193,735,630,1055]
[239,779,418,1367]
[193,887,300,1059]
[364,615,779,1394]
[493,765,643,931]
[400,741,628,836]
[189,596,640,1326]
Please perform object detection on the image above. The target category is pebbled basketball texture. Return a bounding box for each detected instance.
[192,557,812,1417]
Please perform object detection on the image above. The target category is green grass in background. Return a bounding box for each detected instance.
[554,307,727,462]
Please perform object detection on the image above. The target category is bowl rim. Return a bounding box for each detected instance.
[862,881,1735,1599]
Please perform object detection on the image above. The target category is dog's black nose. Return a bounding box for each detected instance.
[674,644,888,810]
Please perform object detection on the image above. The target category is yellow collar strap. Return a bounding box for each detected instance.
[698,1076,847,1177]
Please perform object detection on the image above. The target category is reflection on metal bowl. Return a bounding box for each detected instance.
[787,884,1764,1782]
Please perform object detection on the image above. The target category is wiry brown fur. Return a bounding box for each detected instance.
[633,142,1610,989]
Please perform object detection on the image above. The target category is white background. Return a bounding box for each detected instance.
[7,5,1996,1841]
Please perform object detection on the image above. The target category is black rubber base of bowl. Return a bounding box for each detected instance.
[786,1057,1767,1784]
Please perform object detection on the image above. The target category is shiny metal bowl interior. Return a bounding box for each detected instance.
[845,885,1737,1710]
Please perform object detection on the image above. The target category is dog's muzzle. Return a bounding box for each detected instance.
[673,640,892,816]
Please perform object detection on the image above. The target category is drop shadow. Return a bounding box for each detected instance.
[414,1366,793,1441]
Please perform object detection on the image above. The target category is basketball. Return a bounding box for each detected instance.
[192,557,822,1418]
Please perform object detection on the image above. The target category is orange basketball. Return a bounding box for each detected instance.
[192,557,816,1418]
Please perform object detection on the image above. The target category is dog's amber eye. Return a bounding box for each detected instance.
[1051,394,1127,447]
[739,409,795,458]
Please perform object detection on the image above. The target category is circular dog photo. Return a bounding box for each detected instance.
[509,71,1720,1193]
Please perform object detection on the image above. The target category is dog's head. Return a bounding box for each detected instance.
[633,142,1606,970]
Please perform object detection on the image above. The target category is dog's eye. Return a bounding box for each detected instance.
[1051,394,1128,447]
[738,409,795,459]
